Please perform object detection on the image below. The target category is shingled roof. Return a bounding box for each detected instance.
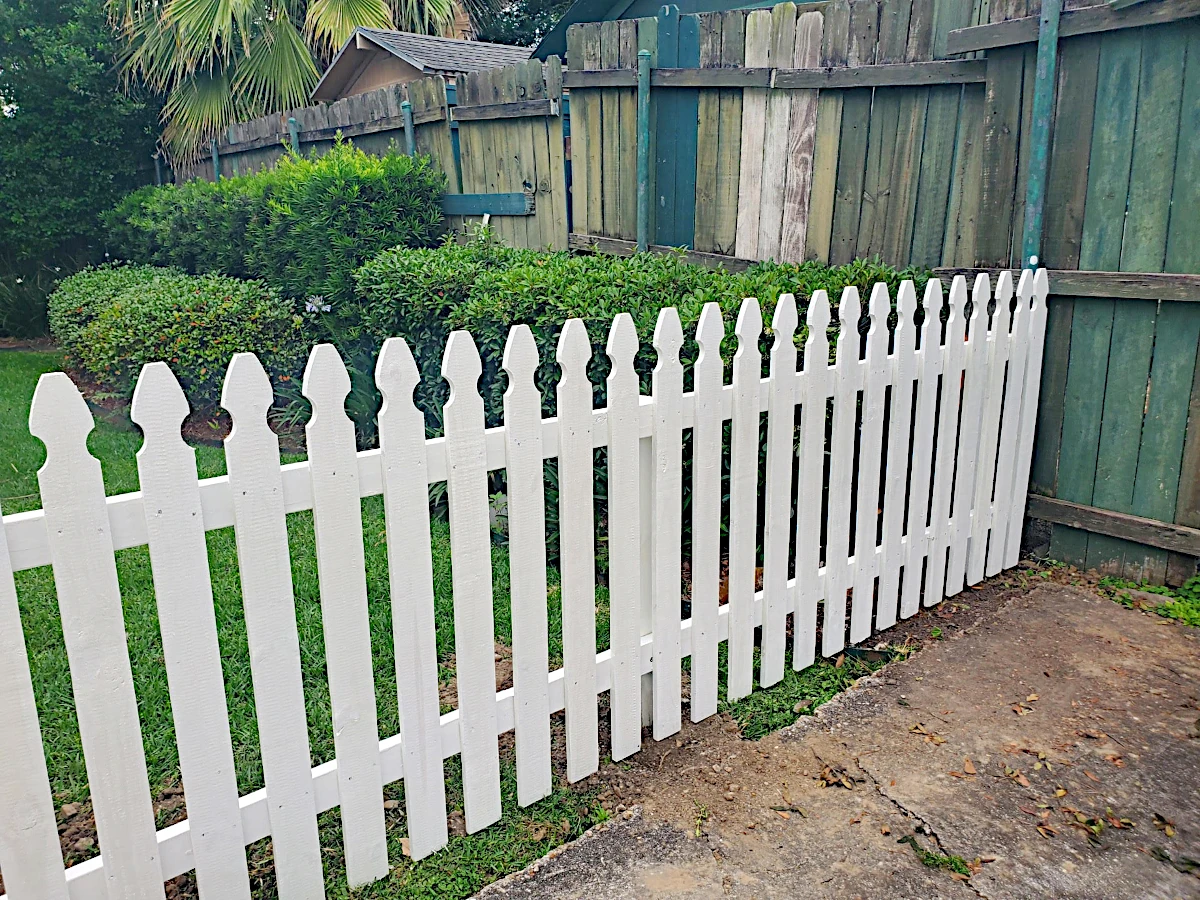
[312,28,532,99]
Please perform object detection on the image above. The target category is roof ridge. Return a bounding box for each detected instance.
[358,27,531,51]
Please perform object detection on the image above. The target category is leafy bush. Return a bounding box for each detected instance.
[50,265,303,408]
[102,141,447,306]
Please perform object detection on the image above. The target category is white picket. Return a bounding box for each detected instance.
[500,326,553,803]
[876,282,918,630]
[925,278,969,604]
[605,313,643,756]
[848,284,890,645]
[302,345,388,886]
[946,274,991,595]
[650,308,684,739]
[442,331,503,832]
[734,9,773,260]
[728,298,762,699]
[821,287,861,658]
[27,373,164,900]
[689,303,724,721]
[1003,269,1051,568]
[967,272,1013,585]
[793,292,831,669]
[0,503,67,900]
[130,364,250,900]
[900,281,946,618]
[760,293,797,687]
[221,354,325,899]
[987,273,1028,577]
[375,338,450,859]
[557,319,600,778]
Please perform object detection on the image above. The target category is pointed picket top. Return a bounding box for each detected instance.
[867,283,889,352]
[302,343,352,415]
[1034,266,1049,300]
[606,312,639,368]
[29,371,93,450]
[376,337,421,404]
[968,272,990,335]
[653,306,684,363]
[994,269,1014,330]
[947,276,969,344]
[504,324,540,385]
[924,278,944,321]
[131,362,190,448]
[771,292,798,343]
[1017,267,1036,308]
[221,352,275,426]
[835,287,861,361]
[695,302,724,359]
[897,280,917,328]
[804,290,831,365]
[735,297,763,352]
[443,330,483,399]
[557,318,592,371]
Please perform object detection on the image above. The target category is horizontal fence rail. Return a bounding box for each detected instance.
[0,271,1049,899]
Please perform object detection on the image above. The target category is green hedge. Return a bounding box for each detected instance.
[101,141,446,305]
[50,265,304,407]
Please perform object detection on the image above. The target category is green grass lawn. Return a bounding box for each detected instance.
[1,350,609,898]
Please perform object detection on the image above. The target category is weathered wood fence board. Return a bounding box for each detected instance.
[0,270,1049,898]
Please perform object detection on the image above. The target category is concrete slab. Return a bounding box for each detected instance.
[476,584,1200,899]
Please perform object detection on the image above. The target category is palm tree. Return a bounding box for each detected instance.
[112,0,473,161]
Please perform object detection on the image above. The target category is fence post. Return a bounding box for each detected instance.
[401,100,416,156]
[636,49,652,252]
[153,153,162,187]
[287,116,300,154]
[210,139,220,180]
[1019,0,1062,269]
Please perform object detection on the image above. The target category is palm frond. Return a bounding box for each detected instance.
[232,12,320,113]
[388,0,454,34]
[305,0,393,55]
[165,0,263,65]
[162,67,240,160]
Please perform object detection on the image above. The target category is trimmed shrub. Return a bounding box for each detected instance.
[101,141,447,305]
[51,265,304,409]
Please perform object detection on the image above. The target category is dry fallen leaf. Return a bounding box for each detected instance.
[400,837,411,858]
[1026,693,1039,702]
[1055,787,1068,798]
[880,824,891,836]
[1036,824,1057,838]
[1154,813,1177,838]
[963,758,976,775]
[1084,770,1101,783]
[776,810,791,820]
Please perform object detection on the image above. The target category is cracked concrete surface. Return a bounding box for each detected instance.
[476,583,1200,899]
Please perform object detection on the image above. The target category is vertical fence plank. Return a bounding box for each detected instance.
[606,314,644,757]
[967,272,1013,585]
[581,24,605,238]
[986,275,1028,578]
[946,275,990,595]
[735,9,772,260]
[618,20,641,240]
[28,374,164,900]
[566,26,591,235]
[728,299,762,698]
[500,327,553,803]
[779,11,824,262]
[545,58,570,250]
[1004,269,1051,567]
[302,345,388,886]
[130,364,250,899]
[900,281,944,618]
[876,282,917,630]
[794,292,831,668]
[442,332,503,831]
[822,287,861,657]
[690,303,724,720]
[849,285,890,645]
[694,12,723,253]
[761,294,797,686]
[757,2,798,260]
[375,339,450,858]
[650,309,684,739]
[927,278,967,603]
[557,320,601,778]
[714,10,745,256]
[805,0,851,264]
[221,354,324,898]
[0,503,67,900]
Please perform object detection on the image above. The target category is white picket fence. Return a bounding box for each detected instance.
[0,270,1049,899]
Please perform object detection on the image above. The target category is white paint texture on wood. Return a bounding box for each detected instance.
[794,291,831,668]
[689,303,724,721]
[651,308,685,739]
[557,319,600,777]
[222,353,325,899]
[735,9,773,260]
[605,314,643,757]
[28,373,165,900]
[727,298,762,699]
[442,331,503,832]
[779,11,824,261]
[760,293,797,687]
[302,344,388,887]
[131,363,251,900]
[987,273,1027,578]
[501,327,553,802]
[376,338,450,859]
[0,503,67,900]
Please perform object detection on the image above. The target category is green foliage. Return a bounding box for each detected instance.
[897,836,972,876]
[474,0,575,47]
[49,264,304,408]
[1099,574,1200,628]
[104,141,447,306]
